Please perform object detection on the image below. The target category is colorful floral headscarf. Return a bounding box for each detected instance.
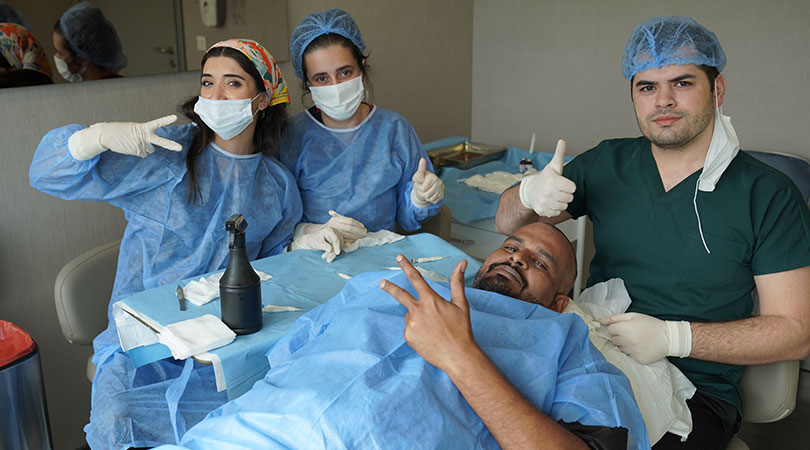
[0,22,51,77]
[208,39,290,106]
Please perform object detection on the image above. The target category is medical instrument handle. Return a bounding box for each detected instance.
[176,284,187,311]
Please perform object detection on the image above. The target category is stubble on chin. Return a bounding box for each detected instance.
[473,271,546,306]
[636,96,714,150]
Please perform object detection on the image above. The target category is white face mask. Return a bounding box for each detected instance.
[309,76,364,121]
[193,93,262,141]
[53,55,85,83]
[693,79,741,254]
[697,81,740,192]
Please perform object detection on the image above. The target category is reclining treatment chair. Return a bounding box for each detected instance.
[726,149,810,450]
[54,241,120,381]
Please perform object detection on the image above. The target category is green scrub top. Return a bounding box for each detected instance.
[564,137,810,415]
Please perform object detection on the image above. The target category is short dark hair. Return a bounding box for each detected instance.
[697,65,720,92]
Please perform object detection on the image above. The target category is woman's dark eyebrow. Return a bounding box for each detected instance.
[201,73,246,80]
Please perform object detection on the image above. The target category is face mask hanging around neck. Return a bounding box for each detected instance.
[693,78,741,254]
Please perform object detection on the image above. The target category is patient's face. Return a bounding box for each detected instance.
[473,223,575,312]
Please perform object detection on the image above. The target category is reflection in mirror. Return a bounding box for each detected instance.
[2,0,288,87]
[92,0,185,77]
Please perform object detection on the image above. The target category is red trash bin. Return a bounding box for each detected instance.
[0,321,53,450]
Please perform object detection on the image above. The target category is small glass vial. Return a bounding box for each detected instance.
[519,157,534,173]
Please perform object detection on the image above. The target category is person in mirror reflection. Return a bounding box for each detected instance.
[29,38,302,449]
[0,22,53,88]
[0,2,30,30]
[281,9,445,263]
[52,1,126,82]
[495,15,810,449]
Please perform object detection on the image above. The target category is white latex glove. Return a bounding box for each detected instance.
[410,157,445,208]
[289,222,343,263]
[518,139,576,217]
[326,210,367,243]
[599,312,692,364]
[68,114,183,161]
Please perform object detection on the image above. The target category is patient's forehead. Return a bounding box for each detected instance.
[513,223,570,255]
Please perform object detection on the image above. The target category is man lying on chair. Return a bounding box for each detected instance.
[158,223,649,450]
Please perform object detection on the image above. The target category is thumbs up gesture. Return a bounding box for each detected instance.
[411,157,445,208]
[518,139,576,217]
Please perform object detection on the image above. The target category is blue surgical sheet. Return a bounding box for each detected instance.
[118,233,481,400]
[158,271,650,450]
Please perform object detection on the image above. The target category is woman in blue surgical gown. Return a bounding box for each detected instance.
[282,9,444,250]
[29,39,302,448]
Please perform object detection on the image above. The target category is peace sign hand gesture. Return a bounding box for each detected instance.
[379,255,476,375]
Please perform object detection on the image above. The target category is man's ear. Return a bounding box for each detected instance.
[551,294,570,313]
[714,73,726,108]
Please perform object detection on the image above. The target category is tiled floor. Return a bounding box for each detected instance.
[735,369,810,450]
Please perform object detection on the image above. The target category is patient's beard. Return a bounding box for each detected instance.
[472,264,545,306]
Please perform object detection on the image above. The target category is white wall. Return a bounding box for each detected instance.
[471,0,810,159]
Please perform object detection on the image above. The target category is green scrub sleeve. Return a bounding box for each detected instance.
[751,183,810,275]
[563,144,601,220]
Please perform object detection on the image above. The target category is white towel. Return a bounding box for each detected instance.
[158,314,236,360]
[182,270,272,306]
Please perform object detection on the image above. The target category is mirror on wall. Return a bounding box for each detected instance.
[2,0,288,85]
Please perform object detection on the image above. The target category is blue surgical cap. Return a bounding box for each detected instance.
[59,2,127,71]
[289,8,366,80]
[622,16,726,80]
[0,2,30,30]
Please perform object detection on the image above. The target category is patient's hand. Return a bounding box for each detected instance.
[380,255,477,374]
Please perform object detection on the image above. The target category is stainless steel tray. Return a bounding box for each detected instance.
[427,141,506,170]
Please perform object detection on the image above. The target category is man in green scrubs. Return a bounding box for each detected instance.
[495,15,810,449]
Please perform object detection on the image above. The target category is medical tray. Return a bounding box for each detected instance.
[427,141,506,170]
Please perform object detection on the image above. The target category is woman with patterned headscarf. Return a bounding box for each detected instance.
[0,22,52,88]
[30,39,302,449]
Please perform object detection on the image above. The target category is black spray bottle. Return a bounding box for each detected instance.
[219,214,262,335]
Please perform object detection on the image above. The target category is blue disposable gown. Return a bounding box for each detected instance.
[158,271,649,450]
[281,106,441,232]
[30,122,303,448]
